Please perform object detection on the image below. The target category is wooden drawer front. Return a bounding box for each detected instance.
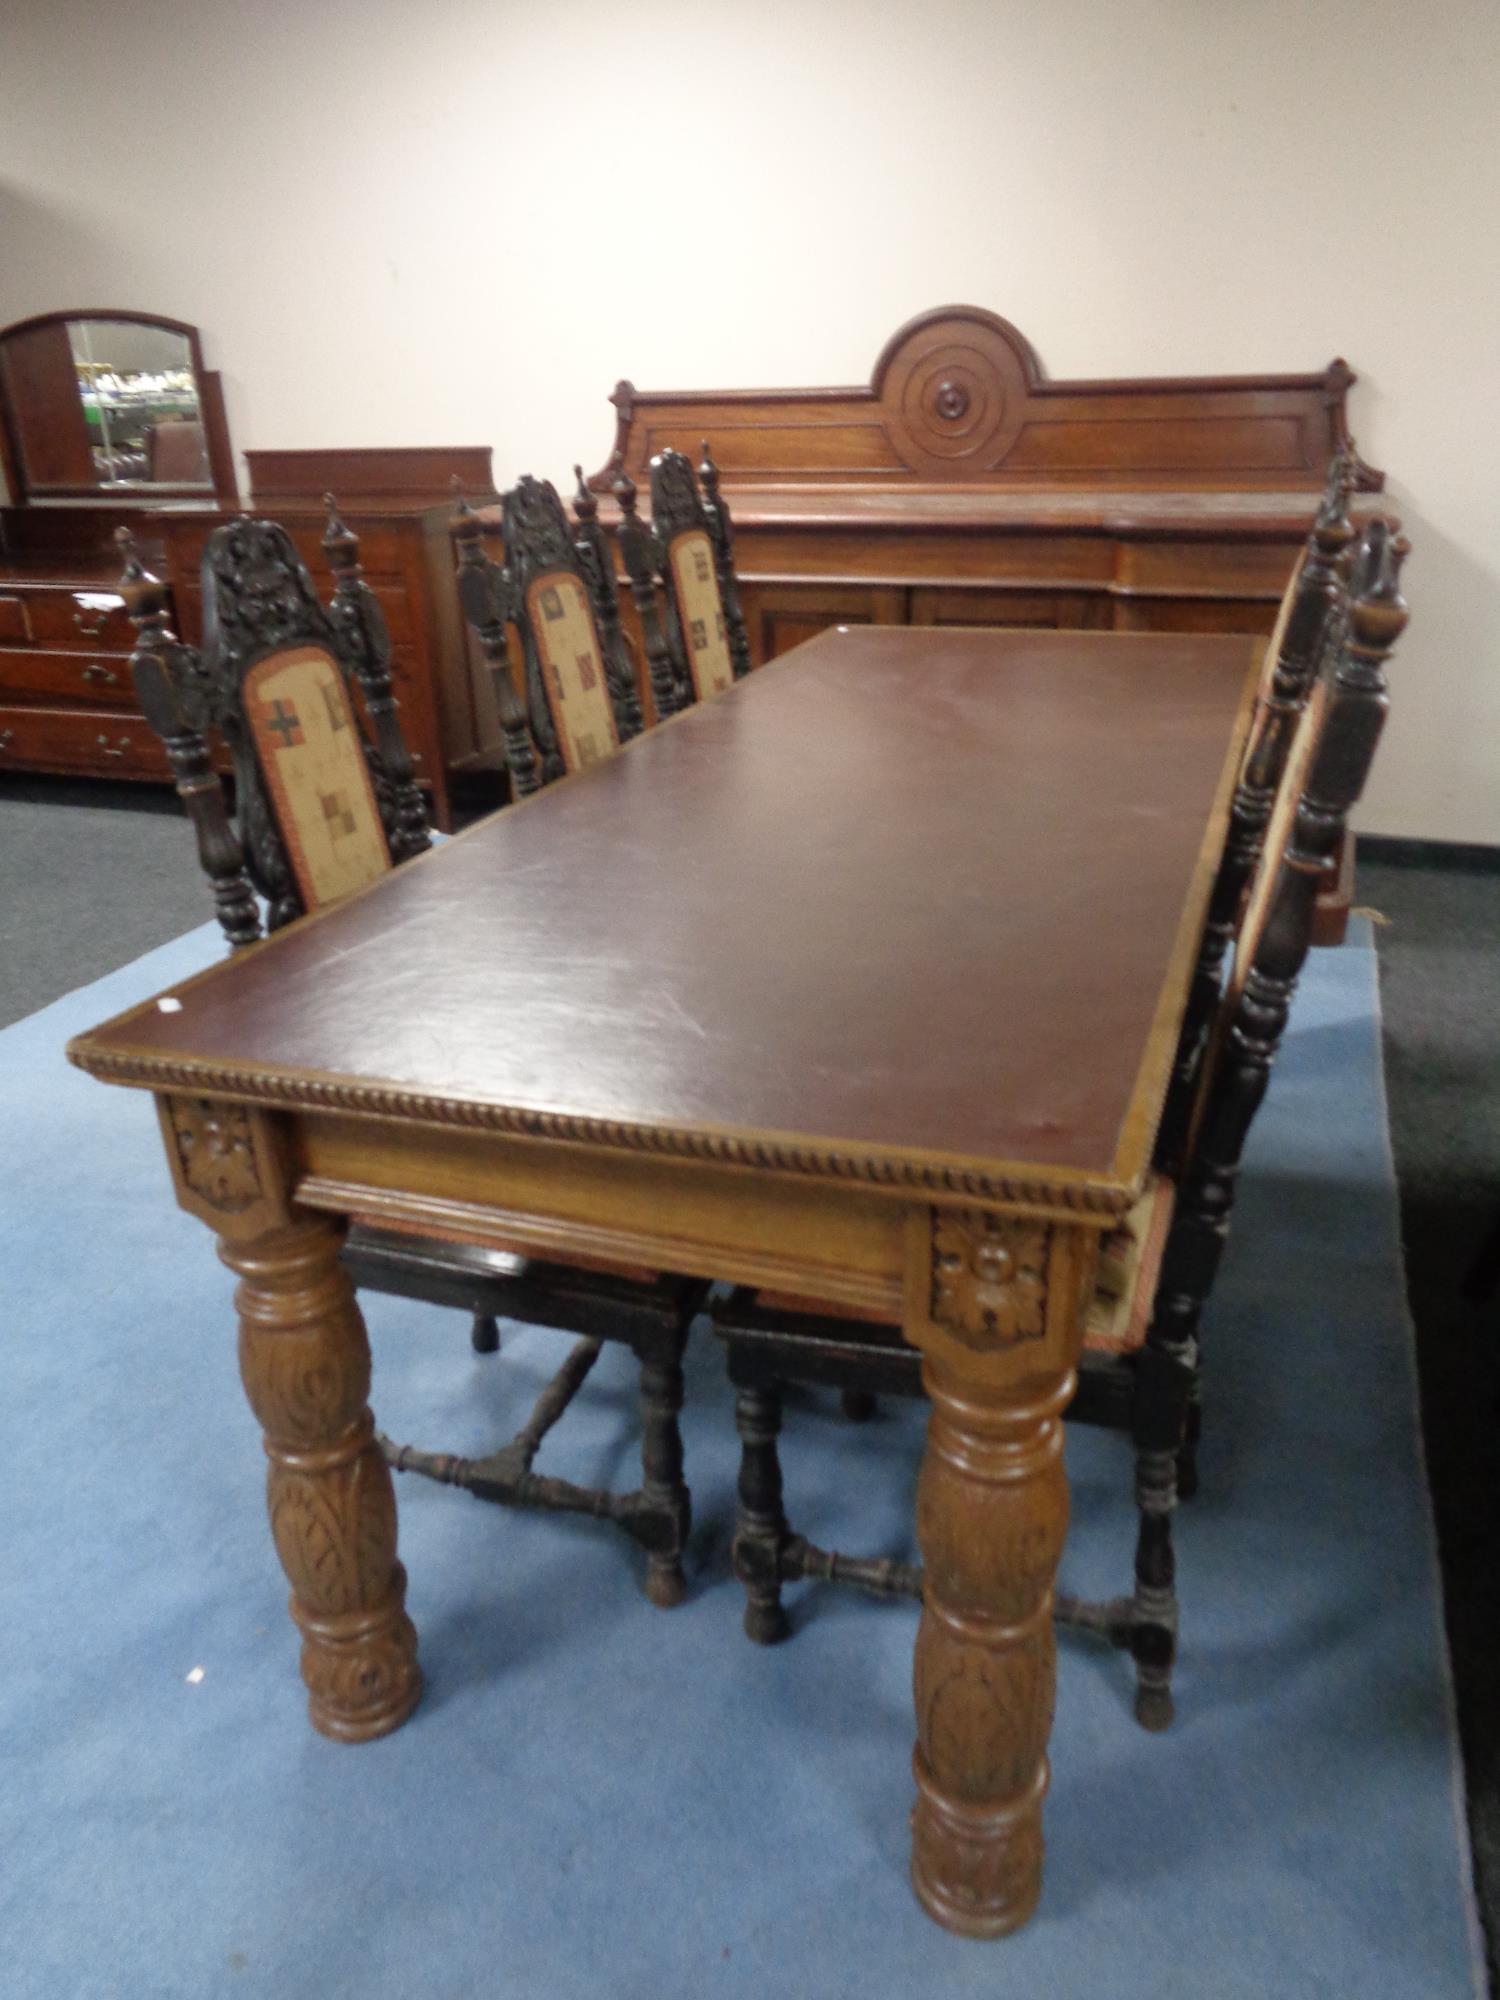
[739,528,1115,590]
[0,647,135,707]
[1111,597,1277,637]
[0,704,170,778]
[909,587,1110,630]
[22,586,135,650]
[1116,539,1295,600]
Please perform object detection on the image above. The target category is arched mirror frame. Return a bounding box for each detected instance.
[0,307,237,509]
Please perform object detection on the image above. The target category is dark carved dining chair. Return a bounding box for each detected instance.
[604,454,696,722]
[581,443,752,722]
[648,443,753,700]
[450,471,644,797]
[570,464,652,732]
[713,501,1406,1731]
[122,499,430,945]
[119,501,533,1347]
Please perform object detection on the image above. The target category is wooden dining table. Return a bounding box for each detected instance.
[67,622,1261,1938]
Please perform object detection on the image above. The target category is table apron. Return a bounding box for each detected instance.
[294,1111,914,1318]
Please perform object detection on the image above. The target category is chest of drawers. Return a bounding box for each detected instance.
[0,560,172,781]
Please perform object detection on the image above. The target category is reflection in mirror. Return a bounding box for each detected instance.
[68,318,208,488]
[0,309,219,498]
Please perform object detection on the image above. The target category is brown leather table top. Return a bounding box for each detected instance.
[70,626,1260,1195]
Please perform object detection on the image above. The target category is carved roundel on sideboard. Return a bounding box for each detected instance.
[880,314,1034,475]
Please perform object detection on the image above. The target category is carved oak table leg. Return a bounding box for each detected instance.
[158,1094,421,1743]
[905,1206,1099,1937]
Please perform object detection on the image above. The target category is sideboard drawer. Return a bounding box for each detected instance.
[0,704,170,778]
[0,647,136,707]
[21,586,134,650]
[909,586,1110,630]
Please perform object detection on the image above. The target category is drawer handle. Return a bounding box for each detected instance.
[0,728,14,753]
[82,663,120,686]
[96,733,130,760]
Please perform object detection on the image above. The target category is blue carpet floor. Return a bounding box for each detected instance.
[0,920,1484,1999]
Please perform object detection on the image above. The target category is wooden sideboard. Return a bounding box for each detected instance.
[0,447,502,830]
[589,304,1384,656]
[587,304,1384,932]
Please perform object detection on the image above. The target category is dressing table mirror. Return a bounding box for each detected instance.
[0,309,235,507]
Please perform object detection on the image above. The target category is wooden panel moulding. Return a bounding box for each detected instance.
[246,447,498,512]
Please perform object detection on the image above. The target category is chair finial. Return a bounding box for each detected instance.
[610,449,638,517]
[114,522,169,625]
[321,490,359,570]
[572,462,598,524]
[449,475,483,559]
[1348,519,1410,660]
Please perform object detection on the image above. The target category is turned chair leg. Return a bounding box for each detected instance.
[732,1379,790,1644]
[1176,1359,1202,1501]
[840,1387,878,1423]
[1128,1336,1194,1732]
[470,1313,501,1355]
[637,1327,692,1609]
[1129,1450,1179,1731]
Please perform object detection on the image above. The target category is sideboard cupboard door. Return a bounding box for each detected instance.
[740,584,906,666]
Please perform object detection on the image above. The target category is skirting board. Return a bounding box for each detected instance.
[1360,835,1500,874]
